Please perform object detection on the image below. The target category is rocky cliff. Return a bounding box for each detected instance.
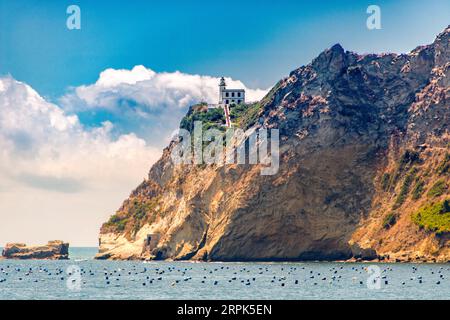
[96,26,449,262]
[2,241,69,260]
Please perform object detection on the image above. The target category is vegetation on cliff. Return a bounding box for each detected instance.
[179,101,264,133]
[179,103,225,132]
[230,102,263,129]
[382,212,397,229]
[412,200,450,235]
[427,179,448,198]
[393,168,417,209]
[412,179,425,200]
[103,197,160,235]
[436,152,450,175]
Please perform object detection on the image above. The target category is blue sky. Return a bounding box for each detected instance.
[1,0,449,100]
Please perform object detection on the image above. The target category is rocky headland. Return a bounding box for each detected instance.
[2,241,69,260]
[96,26,449,262]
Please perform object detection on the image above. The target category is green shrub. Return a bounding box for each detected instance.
[105,197,160,233]
[106,214,128,232]
[412,199,450,234]
[116,220,127,232]
[381,173,391,191]
[130,198,159,221]
[412,180,425,200]
[179,106,227,156]
[108,214,122,224]
[230,102,262,129]
[436,153,450,175]
[427,179,447,198]
[399,150,420,167]
[390,150,421,187]
[393,168,416,208]
[131,200,147,220]
[382,212,397,229]
[441,199,450,213]
[229,103,247,120]
[180,107,225,132]
[244,103,263,129]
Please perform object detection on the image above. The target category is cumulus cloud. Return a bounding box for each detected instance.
[0,76,161,245]
[60,66,269,145]
[0,68,269,245]
[0,76,160,192]
[68,65,267,108]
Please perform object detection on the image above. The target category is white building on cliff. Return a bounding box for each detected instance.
[205,77,246,127]
[218,77,245,106]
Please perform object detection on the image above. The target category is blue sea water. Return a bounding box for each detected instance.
[0,247,448,300]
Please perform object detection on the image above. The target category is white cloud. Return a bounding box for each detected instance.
[0,76,160,246]
[0,76,160,187]
[96,65,156,87]
[60,66,269,146]
[67,65,268,110]
[0,68,270,246]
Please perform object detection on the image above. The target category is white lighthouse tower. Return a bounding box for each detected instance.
[219,77,227,104]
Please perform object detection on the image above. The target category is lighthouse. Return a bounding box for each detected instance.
[218,77,245,106]
[219,77,227,104]
[216,77,246,128]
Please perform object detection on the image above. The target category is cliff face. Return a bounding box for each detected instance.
[96,27,450,262]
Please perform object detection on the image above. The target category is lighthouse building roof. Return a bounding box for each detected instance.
[222,88,245,92]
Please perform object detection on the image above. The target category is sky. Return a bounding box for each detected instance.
[0,0,448,246]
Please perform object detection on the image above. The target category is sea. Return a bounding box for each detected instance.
[0,247,448,300]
